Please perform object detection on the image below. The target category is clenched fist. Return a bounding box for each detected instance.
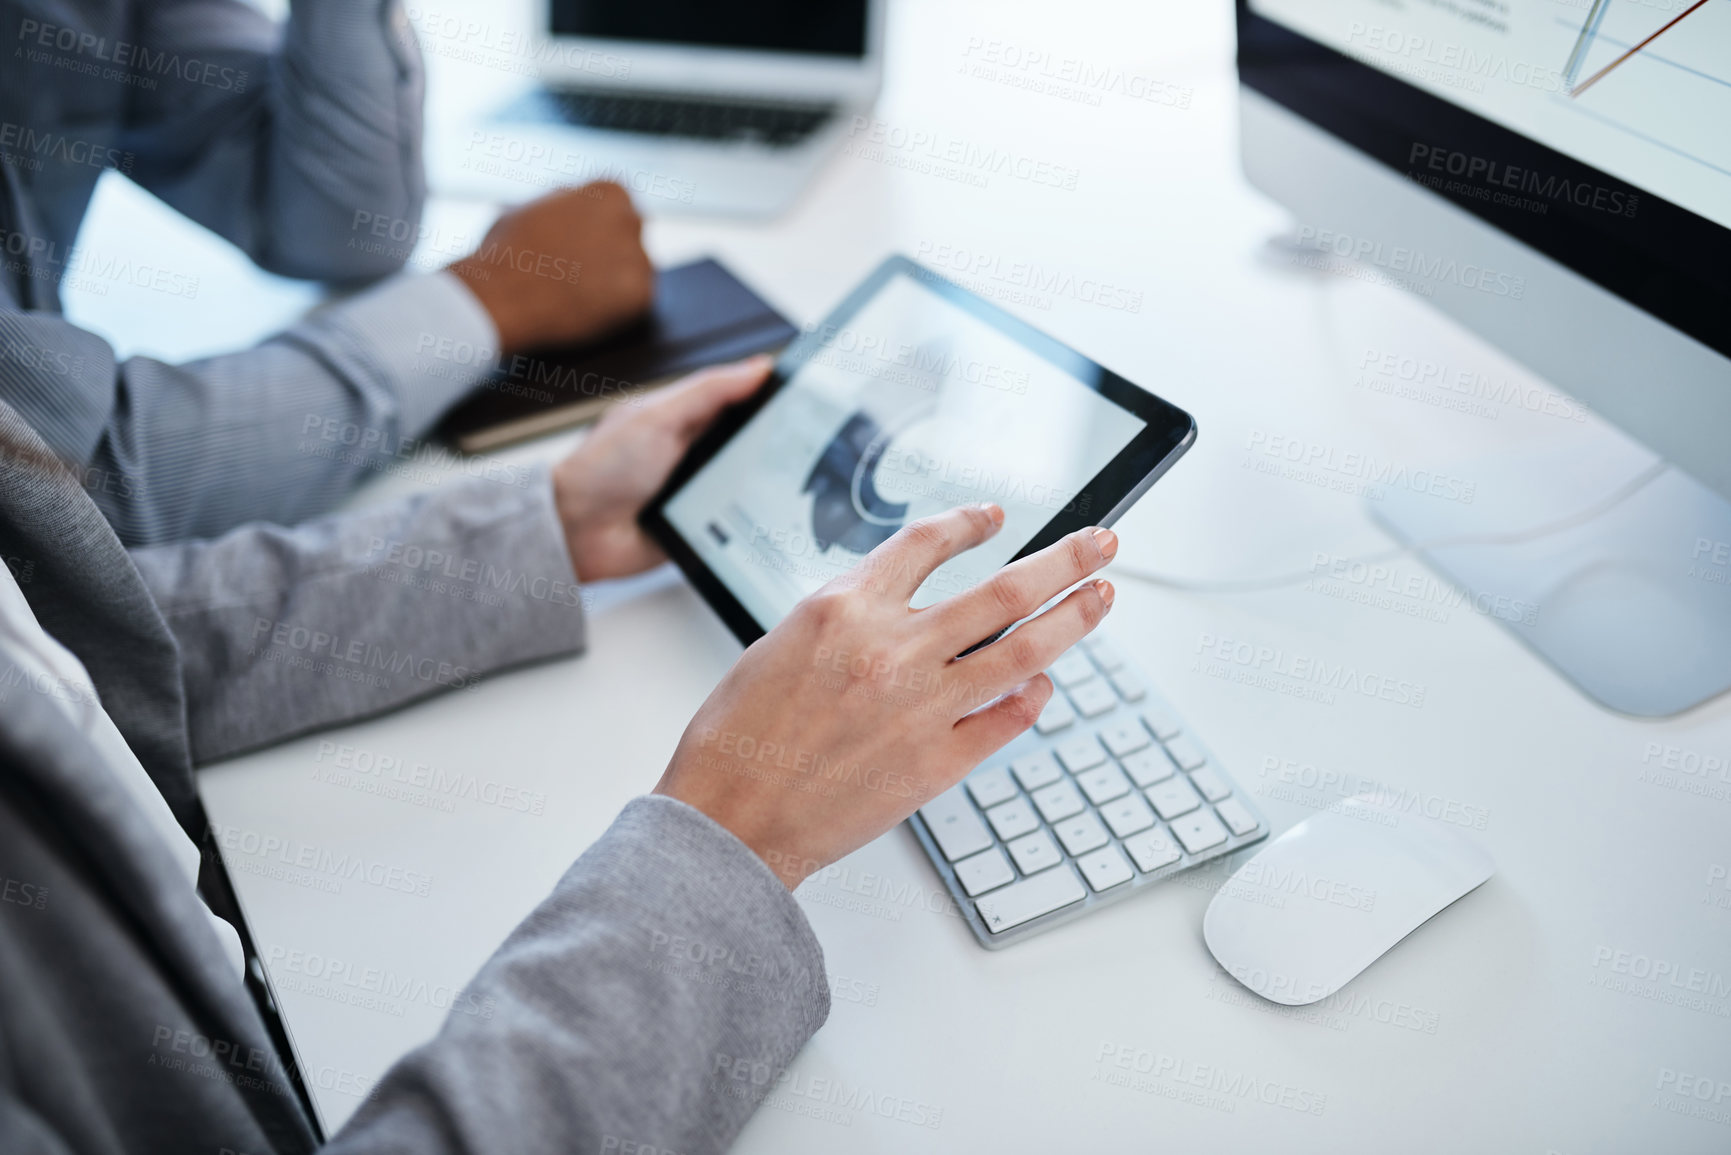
[448,181,654,353]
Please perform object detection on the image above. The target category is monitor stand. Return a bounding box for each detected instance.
[1369,438,1731,717]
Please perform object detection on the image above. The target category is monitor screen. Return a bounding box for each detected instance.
[661,270,1147,630]
[1248,0,1730,229]
[548,0,870,58]
[1236,0,1731,361]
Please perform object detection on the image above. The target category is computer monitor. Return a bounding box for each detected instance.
[1234,0,1731,715]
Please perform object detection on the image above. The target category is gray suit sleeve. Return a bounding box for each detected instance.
[130,468,586,763]
[2,271,503,545]
[90,272,503,545]
[117,0,427,283]
[0,0,491,545]
[325,795,831,1155]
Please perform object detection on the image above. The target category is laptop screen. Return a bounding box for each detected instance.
[549,1,870,58]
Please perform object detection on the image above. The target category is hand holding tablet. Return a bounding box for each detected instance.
[551,357,776,582]
[641,255,1197,644]
[635,255,1201,886]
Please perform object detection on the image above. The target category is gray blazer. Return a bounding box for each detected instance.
[0,0,503,545]
[0,400,829,1154]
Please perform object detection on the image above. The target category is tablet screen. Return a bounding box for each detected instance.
[661,269,1148,630]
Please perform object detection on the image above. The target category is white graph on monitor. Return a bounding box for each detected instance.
[1554,0,1731,180]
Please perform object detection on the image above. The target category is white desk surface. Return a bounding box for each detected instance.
[61,0,1731,1150]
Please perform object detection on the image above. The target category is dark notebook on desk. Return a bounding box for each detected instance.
[439,258,797,453]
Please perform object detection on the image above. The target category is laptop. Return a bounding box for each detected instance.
[427,0,886,218]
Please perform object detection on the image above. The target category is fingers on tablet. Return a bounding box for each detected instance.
[950,579,1114,700]
[929,526,1116,644]
[856,504,1004,600]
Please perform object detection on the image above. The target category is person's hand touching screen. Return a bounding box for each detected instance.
[552,356,773,582]
[655,506,1119,887]
[448,181,655,353]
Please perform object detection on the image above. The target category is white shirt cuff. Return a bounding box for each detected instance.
[311,269,502,436]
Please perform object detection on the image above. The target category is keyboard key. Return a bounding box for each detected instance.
[1100,722,1152,758]
[1077,845,1134,892]
[1008,830,1063,874]
[1171,808,1229,854]
[976,866,1086,933]
[967,765,1019,809]
[1123,828,1181,873]
[1100,793,1156,838]
[1031,779,1086,823]
[1081,636,1126,671]
[1141,706,1182,741]
[1146,777,1202,820]
[1035,694,1076,735]
[986,797,1040,842]
[1109,670,1147,702]
[1011,751,1063,791]
[1162,733,1207,771]
[1216,796,1260,837]
[920,788,993,861]
[953,847,1016,896]
[1069,679,1118,718]
[1120,748,1176,788]
[1049,651,1096,687]
[1188,766,1233,802]
[1075,763,1131,805]
[1055,735,1107,773]
[1053,811,1110,856]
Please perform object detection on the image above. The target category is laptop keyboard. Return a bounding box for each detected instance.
[514,87,836,148]
[910,634,1270,948]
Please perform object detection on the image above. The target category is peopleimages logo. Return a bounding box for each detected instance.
[1194,633,1428,709]
[406,7,633,79]
[1295,226,1526,299]
[694,727,926,800]
[711,1053,944,1129]
[0,227,200,299]
[1244,429,1478,505]
[1355,348,1588,422]
[1408,143,1638,218]
[17,18,250,92]
[313,740,547,815]
[1308,551,1539,627]
[0,335,86,378]
[362,536,584,609]
[1092,1043,1328,1115]
[250,616,479,692]
[914,240,1144,313]
[1656,1068,1731,1105]
[212,824,435,897]
[845,116,1082,191]
[1591,946,1731,1001]
[1257,756,1491,830]
[956,37,1193,110]
[1690,537,1731,587]
[0,121,132,172]
[1652,1067,1731,1128]
[801,319,1032,394]
[266,944,497,1019]
[1344,23,1567,94]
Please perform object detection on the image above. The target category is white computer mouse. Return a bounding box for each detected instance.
[1202,795,1494,1006]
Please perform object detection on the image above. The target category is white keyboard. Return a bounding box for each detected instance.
[909,634,1269,948]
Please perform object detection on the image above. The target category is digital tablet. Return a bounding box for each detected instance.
[640,255,1197,646]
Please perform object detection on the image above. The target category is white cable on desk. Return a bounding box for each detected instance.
[1111,461,1670,594]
